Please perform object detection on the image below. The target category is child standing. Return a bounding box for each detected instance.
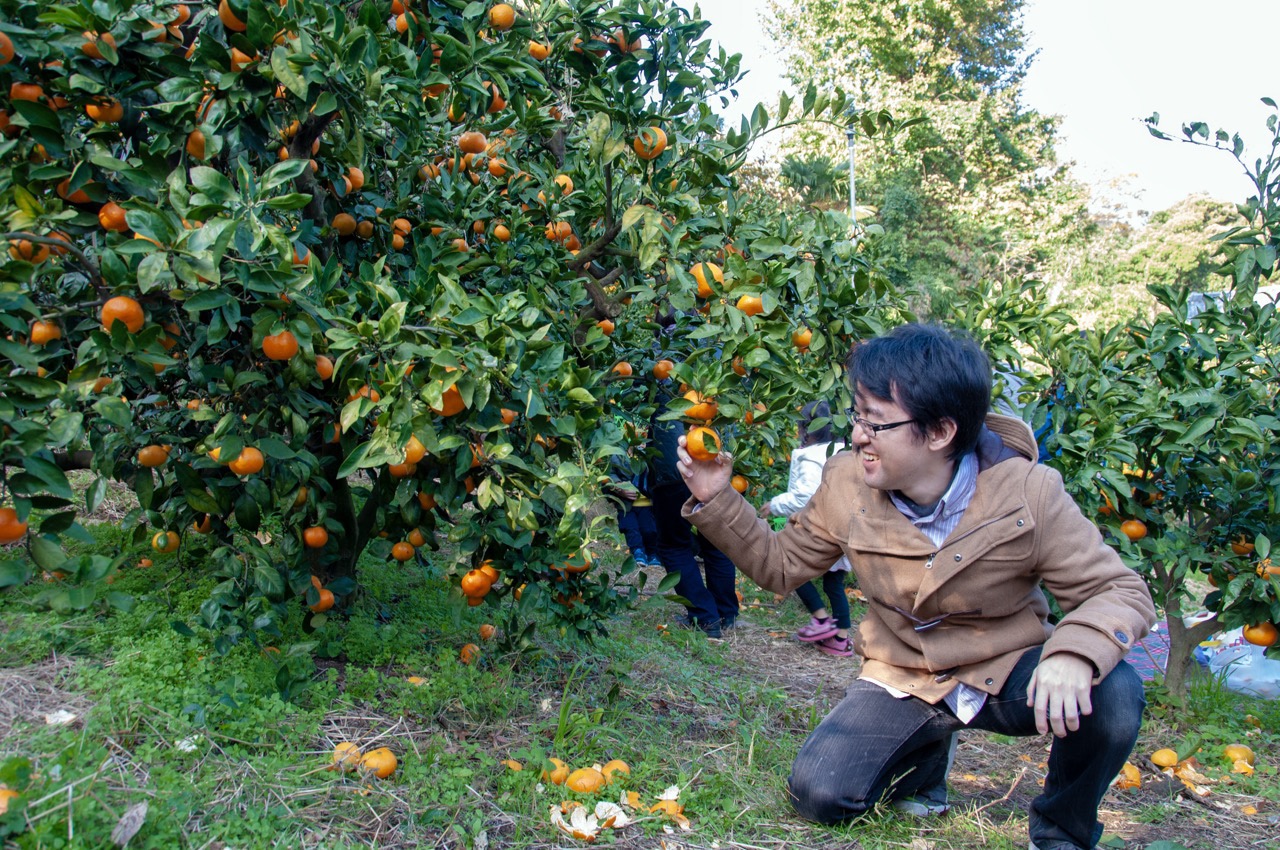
[758,400,853,657]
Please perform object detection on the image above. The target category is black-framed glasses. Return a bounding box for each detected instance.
[850,413,916,436]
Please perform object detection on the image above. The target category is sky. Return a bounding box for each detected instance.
[680,0,1280,215]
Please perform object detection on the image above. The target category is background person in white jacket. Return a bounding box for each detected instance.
[759,400,854,656]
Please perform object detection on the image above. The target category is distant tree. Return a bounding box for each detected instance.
[763,0,1091,310]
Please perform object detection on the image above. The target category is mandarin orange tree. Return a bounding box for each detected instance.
[0,0,894,657]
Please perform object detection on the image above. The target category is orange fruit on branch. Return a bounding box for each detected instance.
[151,530,180,553]
[30,320,61,345]
[686,426,721,462]
[731,475,748,493]
[652,359,674,380]
[9,239,50,263]
[137,444,171,467]
[1243,622,1277,647]
[489,2,516,30]
[528,40,550,60]
[303,526,328,548]
[262,330,298,360]
[227,446,265,475]
[690,262,723,298]
[332,213,357,235]
[101,296,145,333]
[1120,519,1147,542]
[633,126,668,160]
[460,569,492,597]
[458,130,487,154]
[0,507,28,544]
[218,0,247,32]
[611,361,633,377]
[736,295,764,316]
[1231,536,1255,556]
[98,201,129,232]
[315,355,334,380]
[309,588,335,612]
[792,327,813,350]
[683,390,718,422]
[85,98,124,123]
[391,541,415,562]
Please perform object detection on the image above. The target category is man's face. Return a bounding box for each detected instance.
[850,386,929,492]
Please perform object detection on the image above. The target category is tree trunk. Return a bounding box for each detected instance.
[1159,602,1219,706]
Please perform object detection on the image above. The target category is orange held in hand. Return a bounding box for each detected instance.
[686,426,721,462]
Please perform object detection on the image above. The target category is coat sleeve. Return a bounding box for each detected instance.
[1031,466,1157,681]
[682,455,851,595]
[769,452,825,516]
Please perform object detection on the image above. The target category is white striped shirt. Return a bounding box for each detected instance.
[863,452,988,722]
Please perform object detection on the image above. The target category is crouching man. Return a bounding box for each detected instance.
[677,324,1155,850]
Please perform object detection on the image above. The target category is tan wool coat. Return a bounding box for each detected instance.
[684,414,1157,703]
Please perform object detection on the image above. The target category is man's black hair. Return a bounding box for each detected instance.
[846,324,991,459]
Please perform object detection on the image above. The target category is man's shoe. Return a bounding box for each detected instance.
[815,634,853,657]
[796,615,838,642]
[892,796,950,816]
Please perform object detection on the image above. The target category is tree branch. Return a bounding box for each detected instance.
[568,220,624,273]
[3,231,104,291]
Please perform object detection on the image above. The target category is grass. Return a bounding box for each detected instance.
[1,525,1278,849]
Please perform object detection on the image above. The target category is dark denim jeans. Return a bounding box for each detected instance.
[788,646,1145,849]
[650,480,738,630]
[795,571,851,629]
[617,502,659,560]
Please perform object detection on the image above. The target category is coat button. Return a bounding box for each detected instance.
[1114,631,1129,644]
[985,678,994,686]
[1017,519,1024,527]
[954,554,962,562]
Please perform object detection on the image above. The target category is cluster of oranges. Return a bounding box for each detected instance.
[506,756,630,793]
[331,742,397,779]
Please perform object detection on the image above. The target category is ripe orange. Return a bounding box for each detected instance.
[193,515,213,534]
[417,491,437,511]
[101,296,145,333]
[346,166,365,191]
[137,444,170,467]
[391,541,415,562]
[303,526,328,548]
[479,623,496,641]
[152,530,180,553]
[554,173,574,195]
[332,742,362,771]
[57,178,93,204]
[460,569,492,598]
[690,261,723,298]
[309,588,335,612]
[404,435,427,464]
[431,384,467,417]
[601,759,631,784]
[1223,743,1255,765]
[228,446,265,475]
[81,31,116,60]
[732,356,747,376]
[9,239,50,263]
[458,130,487,154]
[736,295,764,316]
[478,560,499,583]
[10,82,43,103]
[1120,519,1147,542]
[500,407,518,425]
[611,361,633,377]
[0,507,28,544]
[541,757,570,784]
[360,747,397,778]
[392,217,412,235]
[1231,536,1255,556]
[731,475,748,493]
[218,0,247,32]
[332,212,357,235]
[0,31,13,66]
[315,355,334,380]
[85,98,124,123]
[1243,622,1277,647]
[488,2,516,30]
[407,528,427,548]
[633,127,667,160]
[597,319,615,335]
[566,767,606,793]
[262,329,299,360]
[686,426,722,462]
[348,384,380,403]
[528,40,550,60]
[459,642,480,664]
[792,327,813,350]
[653,359,674,380]
[185,129,207,159]
[355,219,374,239]
[683,390,718,422]
[30,320,61,345]
[98,201,129,232]
[229,47,256,72]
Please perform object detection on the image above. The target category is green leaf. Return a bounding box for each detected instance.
[30,537,67,572]
[0,561,31,589]
[567,388,596,404]
[136,252,171,293]
[264,192,312,210]
[378,301,407,339]
[253,560,285,596]
[260,158,308,192]
[190,167,236,203]
[270,46,308,98]
[337,442,375,478]
[24,456,74,500]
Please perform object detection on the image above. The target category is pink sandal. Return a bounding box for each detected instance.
[816,635,853,657]
[796,616,838,642]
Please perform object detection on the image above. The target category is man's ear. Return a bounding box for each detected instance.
[925,418,958,453]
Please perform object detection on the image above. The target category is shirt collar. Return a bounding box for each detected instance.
[890,452,979,525]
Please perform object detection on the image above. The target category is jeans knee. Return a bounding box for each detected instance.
[1092,662,1146,742]
[788,760,870,824]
